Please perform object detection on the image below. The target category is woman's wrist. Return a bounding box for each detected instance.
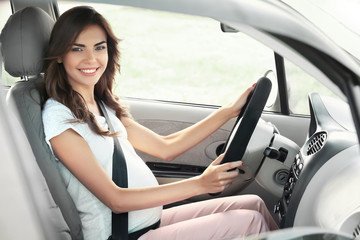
[220,104,239,120]
[190,175,208,196]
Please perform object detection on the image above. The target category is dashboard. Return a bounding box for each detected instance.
[274,93,360,236]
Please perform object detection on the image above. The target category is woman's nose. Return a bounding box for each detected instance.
[84,50,96,63]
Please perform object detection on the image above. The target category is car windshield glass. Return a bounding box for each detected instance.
[282,0,360,61]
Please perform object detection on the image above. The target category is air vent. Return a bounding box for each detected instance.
[353,224,360,239]
[306,132,327,156]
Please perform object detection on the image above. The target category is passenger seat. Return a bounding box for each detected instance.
[1,7,83,240]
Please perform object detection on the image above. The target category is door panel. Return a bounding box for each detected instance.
[126,97,309,171]
[125,97,308,216]
[136,119,229,166]
[127,98,230,166]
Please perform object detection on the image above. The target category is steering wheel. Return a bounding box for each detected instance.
[210,77,272,196]
[208,77,272,197]
[220,77,272,166]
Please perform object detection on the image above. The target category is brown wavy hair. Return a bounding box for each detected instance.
[43,6,129,136]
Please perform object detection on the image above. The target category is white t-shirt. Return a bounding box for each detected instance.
[42,98,162,240]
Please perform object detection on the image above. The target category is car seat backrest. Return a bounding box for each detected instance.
[1,7,83,240]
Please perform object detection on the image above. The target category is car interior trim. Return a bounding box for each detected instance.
[274,53,290,115]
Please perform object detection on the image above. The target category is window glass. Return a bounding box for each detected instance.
[285,59,342,115]
[0,1,11,30]
[284,0,360,62]
[58,2,276,107]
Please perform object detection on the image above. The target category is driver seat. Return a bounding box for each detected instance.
[1,7,83,240]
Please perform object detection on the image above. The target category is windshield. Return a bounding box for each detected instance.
[282,0,360,60]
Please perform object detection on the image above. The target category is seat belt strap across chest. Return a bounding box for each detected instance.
[97,99,128,240]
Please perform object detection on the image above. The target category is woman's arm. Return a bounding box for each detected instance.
[124,86,253,161]
[50,128,242,213]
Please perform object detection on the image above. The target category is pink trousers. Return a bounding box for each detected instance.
[139,195,278,240]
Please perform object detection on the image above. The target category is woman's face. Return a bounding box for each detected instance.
[62,24,108,92]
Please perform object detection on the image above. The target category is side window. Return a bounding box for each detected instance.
[115,16,276,107]
[0,0,15,86]
[0,1,11,32]
[58,2,276,107]
[285,59,341,115]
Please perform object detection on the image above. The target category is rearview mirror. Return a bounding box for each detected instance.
[220,23,239,33]
[264,70,279,109]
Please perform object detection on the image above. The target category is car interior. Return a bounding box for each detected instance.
[1,0,360,240]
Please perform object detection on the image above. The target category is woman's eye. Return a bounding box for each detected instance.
[95,45,106,51]
[72,48,83,52]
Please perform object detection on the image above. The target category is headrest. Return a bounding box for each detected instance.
[0,7,54,78]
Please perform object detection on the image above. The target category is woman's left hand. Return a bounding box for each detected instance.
[225,84,254,119]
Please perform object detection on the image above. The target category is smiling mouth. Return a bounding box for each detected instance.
[79,67,99,74]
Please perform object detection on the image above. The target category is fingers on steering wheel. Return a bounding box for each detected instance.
[218,169,239,185]
[220,160,243,172]
[211,154,225,166]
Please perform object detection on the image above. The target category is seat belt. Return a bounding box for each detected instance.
[97,99,129,240]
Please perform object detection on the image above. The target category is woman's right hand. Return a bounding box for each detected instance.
[197,154,243,194]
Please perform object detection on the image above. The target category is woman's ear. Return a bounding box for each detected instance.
[57,58,63,63]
